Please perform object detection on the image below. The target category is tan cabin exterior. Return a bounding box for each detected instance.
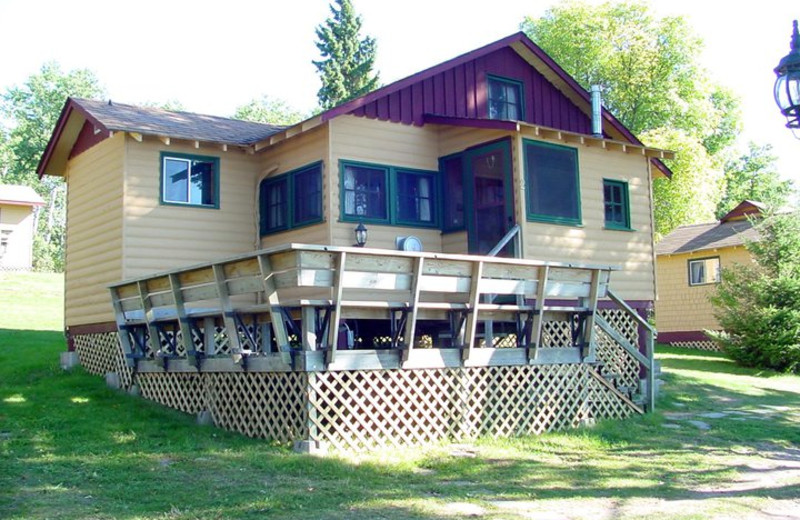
[655,201,761,350]
[0,185,45,271]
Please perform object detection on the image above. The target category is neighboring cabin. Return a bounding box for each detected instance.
[0,184,45,271]
[655,200,762,350]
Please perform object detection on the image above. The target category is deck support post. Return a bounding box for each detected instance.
[401,257,424,364]
[110,286,138,368]
[137,281,164,366]
[169,273,199,369]
[325,251,347,366]
[301,307,317,351]
[256,254,292,366]
[528,265,549,362]
[578,269,601,361]
[462,261,484,363]
[212,264,244,364]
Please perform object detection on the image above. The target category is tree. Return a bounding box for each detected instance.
[521,1,742,236]
[709,212,800,373]
[0,62,104,271]
[716,143,794,218]
[313,0,379,110]
[232,96,307,126]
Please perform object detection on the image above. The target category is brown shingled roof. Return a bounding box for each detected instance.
[72,98,288,145]
[655,219,759,255]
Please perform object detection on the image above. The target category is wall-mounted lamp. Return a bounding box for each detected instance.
[354,222,368,247]
[774,20,800,138]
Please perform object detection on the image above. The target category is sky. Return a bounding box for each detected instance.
[0,0,798,186]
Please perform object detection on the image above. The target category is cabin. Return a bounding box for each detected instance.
[0,184,44,271]
[39,32,671,451]
[655,201,762,350]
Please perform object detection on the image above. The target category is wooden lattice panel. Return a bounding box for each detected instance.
[137,372,208,414]
[669,340,720,351]
[542,319,573,347]
[73,332,134,388]
[595,310,640,389]
[208,372,308,443]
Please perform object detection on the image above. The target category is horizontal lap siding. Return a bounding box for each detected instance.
[655,247,752,333]
[0,205,35,269]
[259,126,330,249]
[520,140,656,302]
[65,134,124,326]
[123,139,260,279]
[329,116,442,251]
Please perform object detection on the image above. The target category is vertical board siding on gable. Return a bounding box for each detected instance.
[257,126,331,250]
[123,139,260,279]
[64,133,125,326]
[350,48,592,134]
[655,247,752,334]
[328,116,442,251]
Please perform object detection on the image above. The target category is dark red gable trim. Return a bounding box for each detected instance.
[37,97,109,178]
[69,120,107,159]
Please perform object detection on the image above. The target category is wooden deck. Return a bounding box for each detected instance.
[108,243,656,410]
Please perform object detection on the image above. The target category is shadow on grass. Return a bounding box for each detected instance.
[2,330,799,519]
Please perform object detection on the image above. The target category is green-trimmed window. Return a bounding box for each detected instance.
[161,153,219,208]
[603,179,631,230]
[340,161,438,227]
[259,162,323,236]
[488,75,524,121]
[523,140,581,225]
[688,257,721,286]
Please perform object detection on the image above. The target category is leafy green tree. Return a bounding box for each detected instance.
[0,62,104,271]
[716,143,794,218]
[521,1,742,236]
[709,212,800,373]
[313,0,379,110]
[232,96,307,125]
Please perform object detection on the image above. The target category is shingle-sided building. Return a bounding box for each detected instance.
[38,33,671,450]
[0,184,45,271]
[655,201,762,350]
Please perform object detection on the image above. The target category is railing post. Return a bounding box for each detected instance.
[402,257,424,365]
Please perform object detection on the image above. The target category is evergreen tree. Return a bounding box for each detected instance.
[313,0,379,110]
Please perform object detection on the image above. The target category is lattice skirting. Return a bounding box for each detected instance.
[72,331,134,388]
[668,340,721,351]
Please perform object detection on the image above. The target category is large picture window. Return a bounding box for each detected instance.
[161,153,219,208]
[488,75,524,121]
[523,140,581,225]
[603,179,631,230]
[340,161,438,227]
[259,162,323,236]
[688,257,721,286]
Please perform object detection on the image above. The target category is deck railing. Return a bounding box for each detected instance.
[109,243,656,410]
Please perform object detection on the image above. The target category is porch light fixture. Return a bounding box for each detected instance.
[774,20,800,137]
[354,222,368,247]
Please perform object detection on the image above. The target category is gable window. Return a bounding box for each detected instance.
[259,162,323,236]
[340,161,438,227]
[488,75,524,121]
[161,153,219,208]
[523,140,581,225]
[688,257,721,286]
[603,179,631,230]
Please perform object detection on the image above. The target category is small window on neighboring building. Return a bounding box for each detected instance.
[161,153,219,208]
[342,163,388,221]
[603,179,631,230]
[259,162,323,236]
[0,230,10,258]
[488,76,524,120]
[396,170,435,225]
[524,140,581,225]
[688,257,721,286]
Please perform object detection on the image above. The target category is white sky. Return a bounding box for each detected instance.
[0,0,798,186]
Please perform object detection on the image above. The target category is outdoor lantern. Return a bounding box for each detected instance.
[774,20,800,137]
[354,222,368,247]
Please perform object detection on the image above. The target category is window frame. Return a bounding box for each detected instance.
[339,160,439,228]
[523,139,582,226]
[487,74,525,121]
[259,161,324,237]
[603,179,632,231]
[687,256,721,286]
[159,152,220,209]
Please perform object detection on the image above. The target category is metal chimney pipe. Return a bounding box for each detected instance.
[591,85,603,138]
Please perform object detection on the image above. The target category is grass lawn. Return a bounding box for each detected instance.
[1,272,799,519]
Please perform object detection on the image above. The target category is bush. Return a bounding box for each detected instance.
[709,212,800,373]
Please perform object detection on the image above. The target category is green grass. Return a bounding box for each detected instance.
[1,273,799,519]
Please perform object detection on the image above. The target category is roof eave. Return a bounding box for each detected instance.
[37,98,109,178]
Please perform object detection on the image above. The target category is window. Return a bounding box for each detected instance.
[523,140,581,225]
[0,230,10,258]
[441,155,465,231]
[488,76,524,120]
[161,153,219,208]
[259,162,323,236]
[603,179,631,230]
[340,161,438,227]
[688,257,721,286]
